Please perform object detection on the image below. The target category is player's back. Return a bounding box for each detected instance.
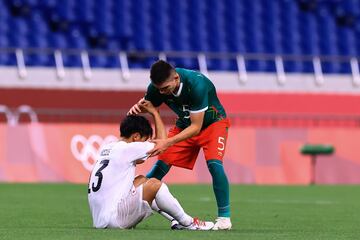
[88,140,153,228]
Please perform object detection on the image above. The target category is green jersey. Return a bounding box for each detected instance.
[145,68,226,129]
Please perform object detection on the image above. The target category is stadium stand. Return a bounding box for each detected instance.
[0,0,360,72]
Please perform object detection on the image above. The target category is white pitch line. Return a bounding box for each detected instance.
[198,197,337,205]
[199,197,212,202]
[241,199,338,205]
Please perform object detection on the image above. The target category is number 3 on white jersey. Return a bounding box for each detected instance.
[218,137,225,151]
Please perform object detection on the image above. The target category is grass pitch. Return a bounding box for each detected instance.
[0,184,359,240]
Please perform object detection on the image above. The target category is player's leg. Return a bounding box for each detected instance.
[150,198,182,229]
[201,119,232,230]
[146,160,171,180]
[147,126,202,228]
[207,160,231,230]
[207,160,230,217]
[146,126,181,180]
[145,149,199,230]
[144,178,214,230]
[135,175,180,228]
[113,182,153,229]
[143,178,192,226]
[135,174,173,221]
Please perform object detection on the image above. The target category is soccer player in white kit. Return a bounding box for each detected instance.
[88,100,214,230]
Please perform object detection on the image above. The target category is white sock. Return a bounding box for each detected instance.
[155,183,192,226]
[151,200,176,222]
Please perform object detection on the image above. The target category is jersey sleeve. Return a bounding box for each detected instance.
[125,141,155,162]
[189,73,209,113]
[144,84,164,107]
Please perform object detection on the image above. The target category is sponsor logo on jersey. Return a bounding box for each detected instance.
[100,149,111,156]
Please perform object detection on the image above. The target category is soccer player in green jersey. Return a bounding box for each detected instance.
[128,60,232,230]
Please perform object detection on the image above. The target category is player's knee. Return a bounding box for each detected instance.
[135,175,147,181]
[134,175,148,187]
[147,178,162,192]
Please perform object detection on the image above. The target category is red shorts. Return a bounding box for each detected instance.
[158,118,230,170]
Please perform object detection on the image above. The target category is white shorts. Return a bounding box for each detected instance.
[107,184,153,229]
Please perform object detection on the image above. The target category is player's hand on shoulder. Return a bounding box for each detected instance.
[147,139,171,157]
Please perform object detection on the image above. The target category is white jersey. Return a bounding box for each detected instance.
[88,140,154,228]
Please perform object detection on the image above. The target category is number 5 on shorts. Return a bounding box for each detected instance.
[218,137,225,151]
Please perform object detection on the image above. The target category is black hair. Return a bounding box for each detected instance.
[120,115,153,139]
[150,60,175,85]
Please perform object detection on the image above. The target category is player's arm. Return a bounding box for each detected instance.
[125,100,166,162]
[169,111,204,142]
[126,141,155,164]
[127,97,146,115]
[128,84,164,115]
[151,109,167,140]
[139,99,167,139]
[147,111,204,156]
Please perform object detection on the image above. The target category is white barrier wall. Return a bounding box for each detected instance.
[0,67,359,94]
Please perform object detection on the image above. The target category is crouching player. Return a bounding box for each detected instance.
[87,101,214,230]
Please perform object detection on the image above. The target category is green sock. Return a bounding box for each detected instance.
[207,159,231,217]
[146,160,171,180]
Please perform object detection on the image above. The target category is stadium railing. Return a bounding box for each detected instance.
[1,47,360,86]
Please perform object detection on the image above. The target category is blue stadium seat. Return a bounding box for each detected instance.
[37,0,57,9]
[0,0,358,72]
[53,0,76,21]
[113,0,132,38]
[47,33,67,49]
[74,0,94,23]
[224,0,245,53]
[89,54,108,68]
[356,30,360,56]
[0,35,10,65]
[106,55,120,68]
[17,0,39,7]
[67,29,87,49]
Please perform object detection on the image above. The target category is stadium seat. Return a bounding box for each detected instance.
[0,0,358,73]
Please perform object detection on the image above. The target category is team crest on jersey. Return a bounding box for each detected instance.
[70,134,117,171]
[131,186,137,195]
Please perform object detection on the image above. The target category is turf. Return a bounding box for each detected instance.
[0,184,359,240]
